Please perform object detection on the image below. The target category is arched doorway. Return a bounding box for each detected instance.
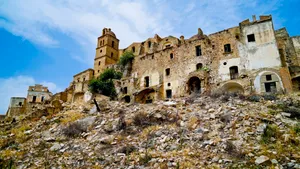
[135,88,155,104]
[187,76,201,94]
[254,71,283,94]
[221,82,244,94]
[122,95,131,103]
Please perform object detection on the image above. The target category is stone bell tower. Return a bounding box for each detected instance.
[94,28,119,77]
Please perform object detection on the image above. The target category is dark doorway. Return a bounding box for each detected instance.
[124,96,130,103]
[165,68,170,76]
[188,77,201,94]
[196,63,203,70]
[123,87,128,94]
[166,89,172,98]
[32,96,37,103]
[229,66,239,80]
[265,82,276,93]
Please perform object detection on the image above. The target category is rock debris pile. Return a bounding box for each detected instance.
[0,94,300,168]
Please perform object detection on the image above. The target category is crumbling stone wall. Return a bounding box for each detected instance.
[82,15,299,103]
[276,28,299,66]
[27,84,52,103]
[292,36,300,64]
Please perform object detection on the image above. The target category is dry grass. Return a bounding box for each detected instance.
[60,111,84,124]
[11,124,31,143]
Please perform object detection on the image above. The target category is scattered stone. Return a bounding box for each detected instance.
[50,143,62,151]
[255,155,269,164]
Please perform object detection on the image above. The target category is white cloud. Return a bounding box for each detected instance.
[0,0,175,65]
[0,76,61,115]
[0,0,283,66]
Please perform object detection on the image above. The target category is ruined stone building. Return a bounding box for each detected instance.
[6,97,27,117]
[6,84,52,117]
[66,15,300,103]
[27,84,52,103]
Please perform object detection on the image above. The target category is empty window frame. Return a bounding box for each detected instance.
[266,75,272,81]
[144,76,150,87]
[148,41,151,48]
[224,44,231,53]
[195,45,202,56]
[132,46,135,53]
[111,52,113,57]
[170,53,174,59]
[112,41,115,48]
[229,66,239,80]
[123,87,128,94]
[247,34,255,42]
[98,61,101,65]
[165,68,170,76]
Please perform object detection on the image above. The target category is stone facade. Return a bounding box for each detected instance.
[27,84,52,103]
[65,15,300,104]
[5,84,53,117]
[70,69,94,103]
[6,97,26,117]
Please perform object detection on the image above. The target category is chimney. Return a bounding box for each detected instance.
[252,15,257,22]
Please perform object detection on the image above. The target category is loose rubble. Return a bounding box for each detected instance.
[0,94,300,168]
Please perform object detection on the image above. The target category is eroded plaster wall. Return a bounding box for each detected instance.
[239,20,281,70]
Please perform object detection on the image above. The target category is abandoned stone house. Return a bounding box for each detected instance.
[6,84,52,116]
[66,15,300,104]
[27,84,52,103]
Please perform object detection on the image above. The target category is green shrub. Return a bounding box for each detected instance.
[89,68,122,98]
[118,51,134,67]
[293,123,300,135]
[247,95,261,102]
[261,124,279,144]
[262,94,277,101]
[98,68,122,81]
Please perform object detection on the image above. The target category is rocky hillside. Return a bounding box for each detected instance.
[0,94,300,169]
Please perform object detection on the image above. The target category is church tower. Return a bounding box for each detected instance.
[94,28,119,77]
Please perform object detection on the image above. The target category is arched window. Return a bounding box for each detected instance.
[229,66,239,80]
[196,63,203,70]
[132,46,135,53]
[148,41,151,48]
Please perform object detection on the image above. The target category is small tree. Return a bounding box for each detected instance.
[99,68,122,81]
[118,51,134,68]
[89,68,122,98]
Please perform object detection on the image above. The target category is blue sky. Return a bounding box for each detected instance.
[0,0,299,114]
